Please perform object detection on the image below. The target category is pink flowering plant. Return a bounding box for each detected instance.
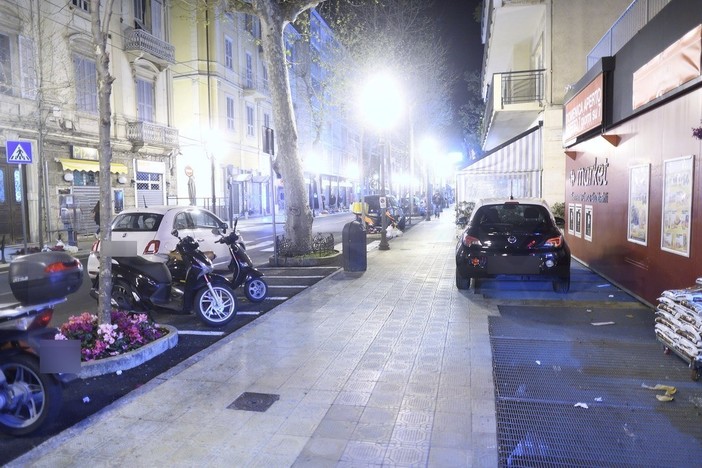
[55,310,166,362]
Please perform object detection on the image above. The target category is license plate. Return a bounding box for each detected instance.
[486,256,541,275]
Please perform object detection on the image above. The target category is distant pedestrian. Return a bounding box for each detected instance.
[432,192,442,219]
[91,201,100,235]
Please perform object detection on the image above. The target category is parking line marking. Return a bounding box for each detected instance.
[272,285,307,288]
[237,311,260,316]
[177,330,225,336]
[267,296,288,301]
[245,240,274,250]
[273,275,324,279]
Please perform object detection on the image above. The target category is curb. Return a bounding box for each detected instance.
[77,324,179,379]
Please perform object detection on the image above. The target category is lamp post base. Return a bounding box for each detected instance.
[379,234,390,251]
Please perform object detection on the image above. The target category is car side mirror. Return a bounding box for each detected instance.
[554,216,566,228]
[171,229,179,238]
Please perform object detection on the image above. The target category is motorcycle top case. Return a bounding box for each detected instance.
[9,251,84,305]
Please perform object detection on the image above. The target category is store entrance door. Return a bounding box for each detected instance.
[0,160,26,243]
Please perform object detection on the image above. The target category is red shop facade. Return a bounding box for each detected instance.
[564,0,702,306]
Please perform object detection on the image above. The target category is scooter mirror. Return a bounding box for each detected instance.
[171,229,179,238]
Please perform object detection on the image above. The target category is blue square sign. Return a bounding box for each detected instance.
[6,140,33,164]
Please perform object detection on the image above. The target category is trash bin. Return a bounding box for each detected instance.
[342,220,367,272]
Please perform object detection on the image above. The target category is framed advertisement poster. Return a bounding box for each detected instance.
[567,203,575,235]
[574,204,582,238]
[661,155,693,256]
[584,205,593,241]
[627,164,650,245]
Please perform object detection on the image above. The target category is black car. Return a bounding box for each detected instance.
[455,198,571,293]
[364,195,406,230]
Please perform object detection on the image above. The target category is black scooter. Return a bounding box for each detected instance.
[215,219,268,303]
[1,252,83,436]
[92,230,239,327]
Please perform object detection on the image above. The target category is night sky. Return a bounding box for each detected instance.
[432,0,484,151]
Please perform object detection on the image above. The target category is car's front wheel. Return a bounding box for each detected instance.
[455,268,471,290]
[553,276,571,294]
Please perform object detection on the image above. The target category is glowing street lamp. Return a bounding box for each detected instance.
[360,72,403,251]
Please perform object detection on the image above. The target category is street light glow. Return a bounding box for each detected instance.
[360,73,404,130]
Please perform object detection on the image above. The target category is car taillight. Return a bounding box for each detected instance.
[462,233,482,248]
[144,240,161,255]
[91,240,100,252]
[544,235,563,248]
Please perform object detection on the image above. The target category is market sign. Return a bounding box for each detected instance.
[633,24,701,110]
[563,73,603,144]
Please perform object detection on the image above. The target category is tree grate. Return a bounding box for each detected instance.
[228,392,280,412]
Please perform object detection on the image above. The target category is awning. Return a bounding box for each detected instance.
[233,173,252,182]
[252,175,270,183]
[462,125,542,174]
[57,158,129,174]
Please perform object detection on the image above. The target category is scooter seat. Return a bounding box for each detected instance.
[114,256,172,283]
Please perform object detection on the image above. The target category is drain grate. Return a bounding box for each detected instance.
[489,308,702,467]
[228,392,280,412]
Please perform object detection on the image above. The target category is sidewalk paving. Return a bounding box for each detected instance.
[9,211,499,467]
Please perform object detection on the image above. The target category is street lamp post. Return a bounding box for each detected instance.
[360,72,403,252]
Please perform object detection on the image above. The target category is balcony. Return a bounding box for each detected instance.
[587,0,671,70]
[124,27,175,70]
[243,78,270,100]
[126,121,179,150]
[481,69,545,150]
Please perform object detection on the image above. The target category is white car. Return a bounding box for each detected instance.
[87,205,233,280]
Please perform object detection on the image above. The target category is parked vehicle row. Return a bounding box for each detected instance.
[88,205,268,327]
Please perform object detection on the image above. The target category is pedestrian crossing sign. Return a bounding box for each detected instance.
[6,140,33,164]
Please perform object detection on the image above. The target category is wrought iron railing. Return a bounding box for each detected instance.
[587,0,671,70]
[126,121,179,148]
[276,232,335,257]
[124,27,175,64]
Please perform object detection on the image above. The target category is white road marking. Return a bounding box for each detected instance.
[237,311,261,316]
[267,297,288,301]
[273,275,324,279]
[245,240,274,250]
[272,285,307,289]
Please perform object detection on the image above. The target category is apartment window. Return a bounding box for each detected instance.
[245,14,254,35]
[262,64,269,92]
[226,96,235,132]
[0,34,11,96]
[263,113,270,130]
[136,78,155,122]
[245,52,253,88]
[246,104,255,137]
[72,0,89,12]
[73,54,97,113]
[134,0,163,38]
[224,37,233,70]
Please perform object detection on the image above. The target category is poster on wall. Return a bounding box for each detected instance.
[584,205,593,241]
[627,164,650,245]
[574,204,582,238]
[661,155,693,257]
[568,203,575,235]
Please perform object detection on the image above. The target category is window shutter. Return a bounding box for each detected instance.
[19,35,37,99]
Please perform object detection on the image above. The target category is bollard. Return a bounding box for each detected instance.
[342,220,367,272]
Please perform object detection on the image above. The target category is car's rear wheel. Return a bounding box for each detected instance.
[455,268,470,290]
[553,276,571,294]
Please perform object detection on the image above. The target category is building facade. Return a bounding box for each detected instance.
[0,0,178,245]
[564,0,701,305]
[456,0,630,206]
[0,0,361,245]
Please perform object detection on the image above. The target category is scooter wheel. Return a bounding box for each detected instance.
[0,354,62,436]
[111,280,139,311]
[195,284,238,327]
[245,278,268,303]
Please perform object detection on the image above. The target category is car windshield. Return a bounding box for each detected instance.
[112,213,163,232]
[474,204,550,233]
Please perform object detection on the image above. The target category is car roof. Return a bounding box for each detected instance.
[474,198,551,209]
[115,205,207,215]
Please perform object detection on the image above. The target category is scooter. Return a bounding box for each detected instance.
[1,252,83,436]
[92,230,239,327]
[214,219,268,303]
